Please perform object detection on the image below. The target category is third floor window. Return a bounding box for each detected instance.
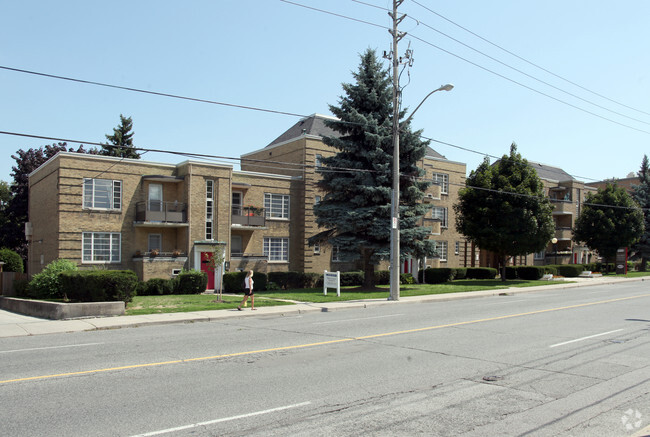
[265,193,290,219]
[83,178,121,210]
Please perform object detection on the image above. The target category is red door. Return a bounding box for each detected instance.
[201,252,214,290]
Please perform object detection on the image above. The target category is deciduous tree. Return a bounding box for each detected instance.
[631,155,650,271]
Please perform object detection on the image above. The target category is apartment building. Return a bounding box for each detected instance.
[481,161,597,268]
[27,114,472,284]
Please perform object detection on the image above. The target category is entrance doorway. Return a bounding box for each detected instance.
[200,252,215,290]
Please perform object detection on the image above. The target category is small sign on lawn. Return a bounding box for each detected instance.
[323,270,340,296]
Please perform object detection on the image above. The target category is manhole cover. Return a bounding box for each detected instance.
[483,376,502,382]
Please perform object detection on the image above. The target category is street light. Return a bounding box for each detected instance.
[551,237,558,265]
[389,83,454,301]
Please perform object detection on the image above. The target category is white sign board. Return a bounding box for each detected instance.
[323,270,340,296]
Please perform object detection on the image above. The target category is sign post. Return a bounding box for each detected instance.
[616,248,628,275]
[323,270,340,296]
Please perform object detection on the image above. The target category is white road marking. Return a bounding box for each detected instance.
[0,343,103,354]
[130,401,312,436]
[312,314,404,325]
[549,329,624,348]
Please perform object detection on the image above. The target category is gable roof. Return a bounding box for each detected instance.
[266,114,447,159]
[493,159,574,182]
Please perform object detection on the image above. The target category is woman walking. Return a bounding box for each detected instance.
[238,270,255,311]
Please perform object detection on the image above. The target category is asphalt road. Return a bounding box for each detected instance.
[1,280,650,436]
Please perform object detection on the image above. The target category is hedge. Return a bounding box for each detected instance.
[28,259,78,299]
[268,271,320,289]
[0,248,24,273]
[175,270,208,294]
[517,266,546,280]
[466,267,497,279]
[546,264,585,277]
[223,271,267,292]
[138,277,176,296]
[421,268,456,284]
[60,270,138,303]
[504,266,518,280]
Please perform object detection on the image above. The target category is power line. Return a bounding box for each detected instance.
[0,66,307,119]
[409,0,650,118]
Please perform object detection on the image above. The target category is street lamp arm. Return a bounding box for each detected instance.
[401,84,454,126]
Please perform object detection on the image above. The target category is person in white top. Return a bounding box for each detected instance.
[238,270,255,311]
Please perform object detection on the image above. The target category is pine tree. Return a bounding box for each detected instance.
[454,143,555,281]
[100,114,140,159]
[310,49,434,289]
[632,155,650,270]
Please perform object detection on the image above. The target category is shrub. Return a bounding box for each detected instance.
[28,259,78,299]
[556,264,585,278]
[400,273,415,284]
[60,270,137,302]
[267,272,289,289]
[340,271,363,286]
[505,266,518,280]
[175,270,207,294]
[375,270,391,285]
[423,268,456,284]
[466,267,497,279]
[139,278,175,295]
[268,271,320,289]
[223,271,267,292]
[454,268,467,280]
[0,248,24,273]
[544,266,558,276]
[517,266,545,280]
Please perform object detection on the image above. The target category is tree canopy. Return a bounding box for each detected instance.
[100,114,140,159]
[631,155,650,270]
[310,49,435,289]
[573,183,644,263]
[454,143,555,280]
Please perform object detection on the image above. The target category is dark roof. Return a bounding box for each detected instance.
[267,114,447,159]
[493,159,574,182]
[267,114,339,147]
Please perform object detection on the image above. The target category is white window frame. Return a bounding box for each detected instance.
[82,232,121,263]
[313,243,321,255]
[264,193,290,219]
[432,206,448,228]
[433,241,448,262]
[206,180,214,240]
[332,245,342,262]
[315,154,323,168]
[432,173,449,195]
[455,241,460,256]
[264,237,289,262]
[83,178,122,210]
[534,250,545,260]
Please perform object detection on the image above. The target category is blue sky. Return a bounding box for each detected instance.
[1,0,649,185]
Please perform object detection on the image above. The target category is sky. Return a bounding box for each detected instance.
[1,0,649,185]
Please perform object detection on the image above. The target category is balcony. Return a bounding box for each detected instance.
[554,227,573,240]
[550,199,575,216]
[135,201,188,225]
[232,206,266,228]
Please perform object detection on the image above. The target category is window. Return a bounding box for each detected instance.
[433,241,448,262]
[265,193,290,219]
[315,195,321,205]
[315,154,323,168]
[432,207,448,228]
[264,237,289,262]
[82,232,121,263]
[534,250,545,260]
[455,241,460,256]
[148,234,162,252]
[206,180,214,240]
[313,243,321,255]
[332,245,341,262]
[83,178,121,210]
[432,173,449,195]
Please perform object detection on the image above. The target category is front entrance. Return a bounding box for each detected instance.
[200,252,215,290]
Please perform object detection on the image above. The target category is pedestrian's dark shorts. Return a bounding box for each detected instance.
[243,289,254,296]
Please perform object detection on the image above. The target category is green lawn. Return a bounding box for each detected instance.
[125,279,558,314]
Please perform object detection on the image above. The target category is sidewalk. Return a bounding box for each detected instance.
[0,275,645,338]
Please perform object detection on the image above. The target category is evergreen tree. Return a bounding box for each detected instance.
[631,155,650,271]
[574,183,644,267]
[454,143,555,281]
[310,49,434,289]
[100,114,140,159]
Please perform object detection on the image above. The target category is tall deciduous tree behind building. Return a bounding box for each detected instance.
[2,143,88,260]
[310,49,435,289]
[631,155,650,271]
[574,183,644,266]
[100,114,140,159]
[454,143,555,281]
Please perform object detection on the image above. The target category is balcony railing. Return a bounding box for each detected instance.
[232,206,266,227]
[135,201,187,223]
[550,199,575,215]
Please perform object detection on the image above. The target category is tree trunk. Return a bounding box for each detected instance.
[362,249,376,290]
[500,255,508,282]
[641,256,648,272]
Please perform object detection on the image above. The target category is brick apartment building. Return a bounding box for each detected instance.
[27,114,473,286]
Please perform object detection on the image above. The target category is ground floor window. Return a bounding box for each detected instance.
[264,237,289,262]
[82,232,121,263]
[433,241,448,262]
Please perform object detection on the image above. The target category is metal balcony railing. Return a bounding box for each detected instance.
[231,206,266,227]
[135,201,187,223]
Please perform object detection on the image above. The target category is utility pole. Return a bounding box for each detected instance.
[388,0,407,301]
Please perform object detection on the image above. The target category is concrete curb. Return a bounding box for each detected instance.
[0,275,645,338]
